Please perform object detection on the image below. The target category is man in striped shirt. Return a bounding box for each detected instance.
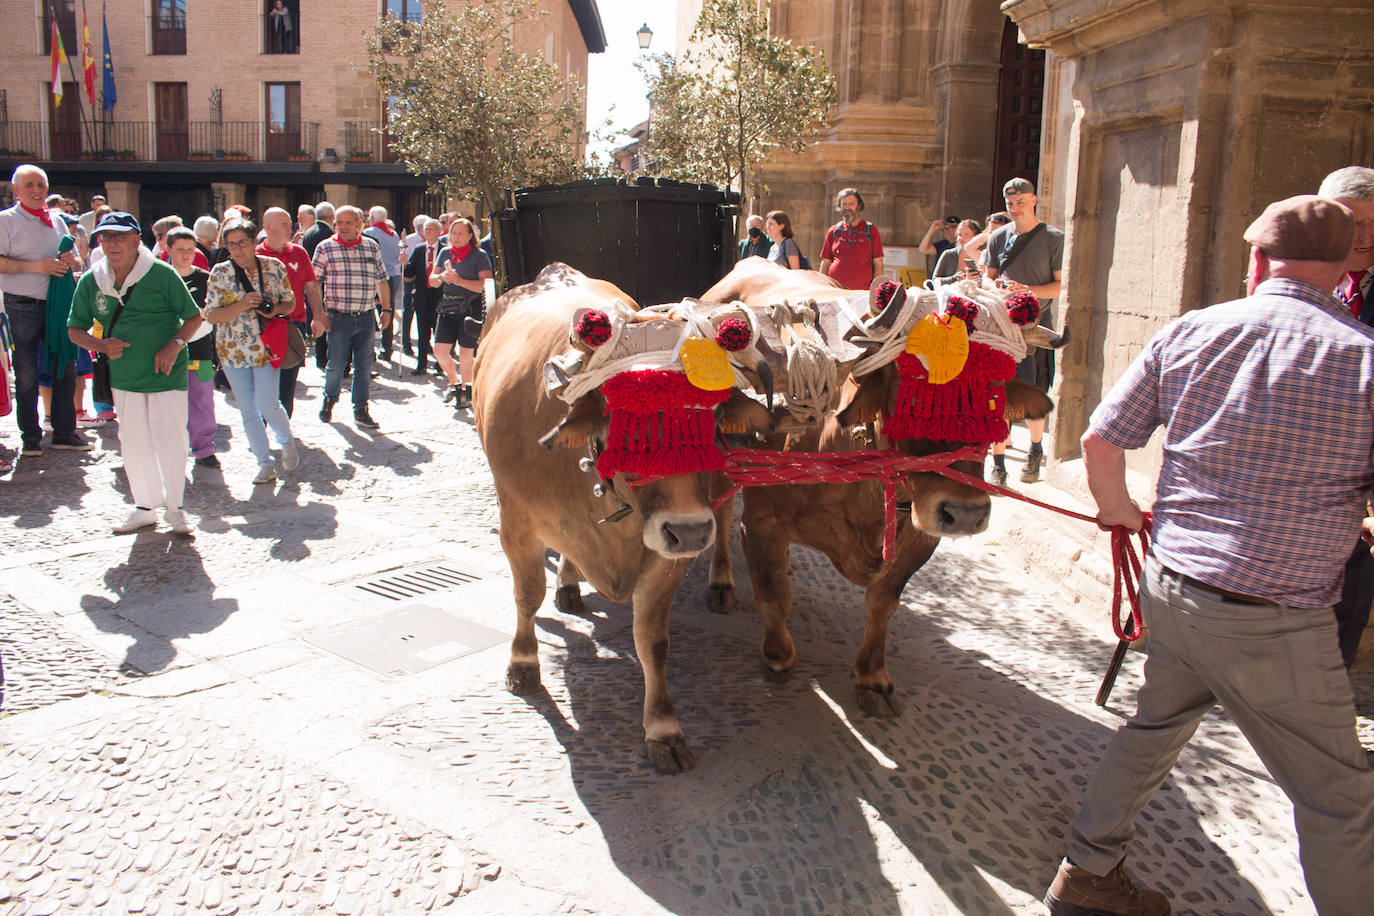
[1045,196,1374,916]
[311,205,390,430]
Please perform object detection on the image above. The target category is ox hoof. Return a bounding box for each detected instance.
[645,736,696,774]
[761,660,794,683]
[553,585,588,616]
[855,684,903,717]
[505,663,542,696]
[706,583,736,614]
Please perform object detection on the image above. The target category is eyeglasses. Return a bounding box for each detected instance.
[225,238,255,249]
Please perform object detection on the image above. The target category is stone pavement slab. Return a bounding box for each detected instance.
[1,360,1369,915]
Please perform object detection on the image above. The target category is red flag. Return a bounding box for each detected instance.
[81,4,96,106]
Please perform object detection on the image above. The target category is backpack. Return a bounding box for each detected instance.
[784,237,811,271]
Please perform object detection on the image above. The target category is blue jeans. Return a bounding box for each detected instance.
[323,311,375,411]
[222,363,293,467]
[6,295,76,442]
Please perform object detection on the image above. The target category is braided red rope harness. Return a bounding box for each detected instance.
[711,446,1153,645]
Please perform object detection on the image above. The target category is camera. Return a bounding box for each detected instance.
[943,215,960,225]
[254,299,276,317]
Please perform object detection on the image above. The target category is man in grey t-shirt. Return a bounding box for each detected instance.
[983,177,1064,484]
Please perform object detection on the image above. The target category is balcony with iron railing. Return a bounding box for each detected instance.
[341,121,401,163]
[0,121,319,163]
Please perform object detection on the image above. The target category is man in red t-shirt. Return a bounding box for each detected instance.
[819,187,884,290]
[258,206,321,418]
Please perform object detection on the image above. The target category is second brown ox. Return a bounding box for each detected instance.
[703,259,1062,715]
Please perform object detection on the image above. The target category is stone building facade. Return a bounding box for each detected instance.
[0,0,604,229]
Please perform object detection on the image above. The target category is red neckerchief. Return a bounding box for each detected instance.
[21,204,54,228]
[1345,269,1368,320]
[336,235,362,248]
[451,244,472,263]
[370,221,395,237]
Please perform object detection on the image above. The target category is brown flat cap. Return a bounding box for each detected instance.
[1243,195,1354,262]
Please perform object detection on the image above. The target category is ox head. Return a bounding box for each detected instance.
[837,279,1058,537]
[540,298,773,558]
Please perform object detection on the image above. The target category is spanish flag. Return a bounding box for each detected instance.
[81,3,96,107]
[50,17,67,106]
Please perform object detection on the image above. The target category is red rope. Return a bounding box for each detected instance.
[709,446,1152,642]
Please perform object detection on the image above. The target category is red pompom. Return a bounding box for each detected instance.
[875,280,900,310]
[574,309,613,346]
[715,317,752,352]
[1007,291,1040,326]
[945,295,980,325]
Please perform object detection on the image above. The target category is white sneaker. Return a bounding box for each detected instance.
[252,465,277,485]
[113,508,158,534]
[164,508,193,535]
[282,438,299,471]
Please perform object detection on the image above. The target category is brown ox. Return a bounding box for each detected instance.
[702,259,1059,715]
[474,263,770,772]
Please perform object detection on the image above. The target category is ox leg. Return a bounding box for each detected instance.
[634,557,696,774]
[500,510,547,696]
[706,496,736,614]
[853,532,939,717]
[553,554,588,616]
[742,511,797,680]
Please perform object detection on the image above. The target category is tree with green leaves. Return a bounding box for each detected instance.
[367,0,587,217]
[639,0,836,200]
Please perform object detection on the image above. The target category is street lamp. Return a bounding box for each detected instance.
[636,23,653,51]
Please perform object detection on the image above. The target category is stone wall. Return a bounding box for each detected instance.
[1007,0,1374,481]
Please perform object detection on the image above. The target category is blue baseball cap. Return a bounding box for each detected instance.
[92,211,141,237]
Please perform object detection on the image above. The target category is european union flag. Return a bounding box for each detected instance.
[101,6,115,111]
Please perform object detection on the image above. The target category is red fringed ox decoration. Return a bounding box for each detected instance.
[715,317,752,352]
[1006,291,1041,326]
[574,309,613,347]
[882,345,1017,445]
[596,369,730,480]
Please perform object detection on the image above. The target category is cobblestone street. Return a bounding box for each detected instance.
[1,359,1371,915]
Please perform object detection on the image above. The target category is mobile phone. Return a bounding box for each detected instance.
[963,259,978,269]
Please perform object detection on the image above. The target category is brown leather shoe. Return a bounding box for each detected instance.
[1044,859,1170,916]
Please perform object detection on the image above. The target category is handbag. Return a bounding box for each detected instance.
[233,256,294,369]
[91,283,133,405]
[281,322,307,370]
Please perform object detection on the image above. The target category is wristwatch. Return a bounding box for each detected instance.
[172,337,188,349]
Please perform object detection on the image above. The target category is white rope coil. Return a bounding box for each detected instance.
[784,337,839,426]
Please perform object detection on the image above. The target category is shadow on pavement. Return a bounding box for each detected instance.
[507,539,1278,916]
[80,538,237,676]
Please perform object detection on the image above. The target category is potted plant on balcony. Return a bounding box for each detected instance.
[286,149,311,162]
[116,149,136,161]
[187,150,212,161]
[346,148,374,162]
[225,150,249,161]
[80,150,102,162]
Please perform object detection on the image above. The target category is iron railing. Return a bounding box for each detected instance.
[0,120,319,162]
[341,121,401,163]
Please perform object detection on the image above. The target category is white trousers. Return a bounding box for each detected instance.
[112,388,190,510]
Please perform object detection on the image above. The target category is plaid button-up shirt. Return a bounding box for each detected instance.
[311,235,388,314]
[1092,278,1374,607]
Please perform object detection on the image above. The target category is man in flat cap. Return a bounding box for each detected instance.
[1042,196,1374,916]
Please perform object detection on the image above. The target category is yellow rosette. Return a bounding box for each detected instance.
[905,314,968,384]
[680,337,735,391]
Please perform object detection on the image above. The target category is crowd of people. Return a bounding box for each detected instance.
[0,163,492,529]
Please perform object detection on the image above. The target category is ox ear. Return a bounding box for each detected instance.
[836,370,890,427]
[1005,379,1054,421]
[718,390,774,436]
[538,392,607,450]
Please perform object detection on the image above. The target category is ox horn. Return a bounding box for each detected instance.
[1021,322,1071,352]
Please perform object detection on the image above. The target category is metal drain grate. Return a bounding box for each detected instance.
[353,564,482,601]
